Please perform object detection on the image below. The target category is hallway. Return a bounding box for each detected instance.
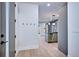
[16,37,65,57]
[15,2,67,57]
[0,2,79,57]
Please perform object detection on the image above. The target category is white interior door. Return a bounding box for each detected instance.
[0,2,5,57]
[0,2,6,57]
[68,2,79,57]
[0,2,15,57]
[15,3,39,51]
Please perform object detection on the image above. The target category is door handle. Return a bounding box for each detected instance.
[0,41,8,45]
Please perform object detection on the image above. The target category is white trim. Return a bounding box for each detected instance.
[5,2,9,57]
[15,51,19,57]
[67,54,71,57]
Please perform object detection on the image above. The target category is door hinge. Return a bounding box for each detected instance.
[14,4,16,7]
[14,50,16,54]
[14,19,16,22]
[14,35,16,38]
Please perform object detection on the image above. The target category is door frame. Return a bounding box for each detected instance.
[5,2,10,57]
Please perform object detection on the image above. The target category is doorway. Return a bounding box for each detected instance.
[15,2,68,57]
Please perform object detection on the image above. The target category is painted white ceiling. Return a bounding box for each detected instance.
[38,2,66,23]
[20,2,66,23]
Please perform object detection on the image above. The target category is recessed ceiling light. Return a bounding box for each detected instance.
[52,23,55,25]
[47,3,51,7]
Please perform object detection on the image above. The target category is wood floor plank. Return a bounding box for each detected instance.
[16,37,66,57]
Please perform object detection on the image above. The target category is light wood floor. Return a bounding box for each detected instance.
[16,37,66,57]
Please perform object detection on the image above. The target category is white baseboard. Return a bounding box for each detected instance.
[68,55,71,57]
[15,51,19,57]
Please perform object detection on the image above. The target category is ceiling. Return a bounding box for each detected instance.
[20,2,66,23]
[38,2,66,23]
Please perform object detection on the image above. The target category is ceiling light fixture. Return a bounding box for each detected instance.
[52,23,55,25]
[47,3,51,7]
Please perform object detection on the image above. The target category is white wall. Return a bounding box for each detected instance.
[15,3,39,51]
[68,2,79,57]
[57,5,68,55]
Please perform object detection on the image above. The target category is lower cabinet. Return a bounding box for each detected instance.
[48,32,58,43]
